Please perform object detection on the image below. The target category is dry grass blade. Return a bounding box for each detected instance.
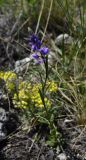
[42,0,53,41]
[35,0,45,34]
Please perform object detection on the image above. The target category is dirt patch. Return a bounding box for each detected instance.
[0,128,80,160]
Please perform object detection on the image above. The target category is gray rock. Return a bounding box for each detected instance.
[46,150,54,160]
[48,51,60,65]
[0,108,7,140]
[15,57,32,73]
[57,153,67,160]
[55,34,73,46]
[0,108,7,122]
[56,146,60,154]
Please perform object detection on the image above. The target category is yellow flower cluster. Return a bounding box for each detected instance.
[13,81,57,109]
[0,71,17,92]
[13,93,28,109]
[0,71,57,109]
[31,85,51,108]
[13,81,31,109]
[47,81,57,92]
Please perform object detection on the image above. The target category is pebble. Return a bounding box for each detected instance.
[0,108,7,140]
[57,153,67,160]
[46,150,54,160]
[15,57,31,73]
[55,34,73,46]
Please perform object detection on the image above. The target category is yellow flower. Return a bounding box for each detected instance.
[44,97,51,107]
[18,89,28,99]
[47,81,57,92]
[13,80,57,109]
[31,84,51,108]
[0,72,4,78]
[3,71,16,81]
[14,100,28,109]
[0,71,17,92]
[13,93,29,109]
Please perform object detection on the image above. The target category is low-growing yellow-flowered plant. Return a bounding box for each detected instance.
[0,71,17,92]
[0,71,57,109]
[13,80,57,109]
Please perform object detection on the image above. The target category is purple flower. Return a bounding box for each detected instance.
[32,53,39,59]
[28,34,42,51]
[37,40,42,49]
[32,53,46,64]
[31,45,38,51]
[30,34,38,43]
[28,34,49,64]
[40,47,49,55]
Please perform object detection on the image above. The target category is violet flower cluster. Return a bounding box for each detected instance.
[28,34,49,64]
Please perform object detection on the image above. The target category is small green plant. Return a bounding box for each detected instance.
[0,63,59,147]
[10,33,59,146]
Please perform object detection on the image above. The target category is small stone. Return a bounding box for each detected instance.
[56,146,60,154]
[55,34,73,46]
[0,108,7,121]
[46,150,54,160]
[57,153,67,160]
[0,108,7,140]
[15,57,31,73]
[48,51,60,66]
